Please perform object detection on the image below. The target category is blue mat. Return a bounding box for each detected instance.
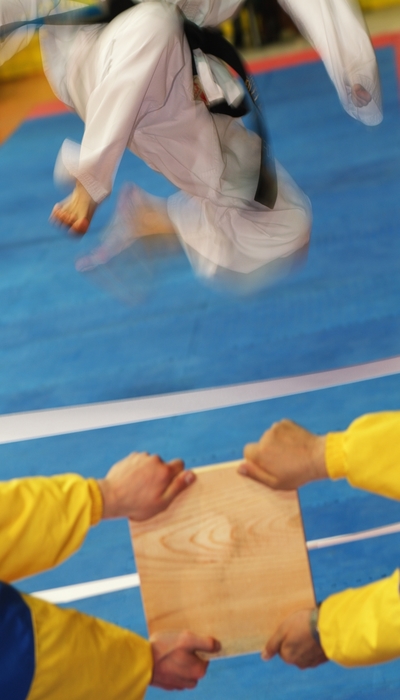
[0,49,400,413]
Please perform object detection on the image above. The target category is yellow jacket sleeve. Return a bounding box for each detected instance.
[24,593,152,700]
[318,570,400,667]
[319,411,400,666]
[325,411,400,499]
[0,474,103,582]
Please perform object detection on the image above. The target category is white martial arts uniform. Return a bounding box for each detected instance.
[0,0,381,284]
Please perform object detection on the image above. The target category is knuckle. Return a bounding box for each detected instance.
[179,630,192,646]
[269,423,281,436]
[281,644,296,665]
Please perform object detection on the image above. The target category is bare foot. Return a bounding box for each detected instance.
[133,188,175,238]
[351,84,372,108]
[51,181,98,234]
[75,185,176,272]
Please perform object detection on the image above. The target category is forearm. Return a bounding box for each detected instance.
[326,411,400,500]
[0,475,103,582]
[319,570,400,666]
[277,0,382,125]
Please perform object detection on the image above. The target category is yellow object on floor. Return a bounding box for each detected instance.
[0,34,42,82]
[0,0,97,82]
[360,0,400,9]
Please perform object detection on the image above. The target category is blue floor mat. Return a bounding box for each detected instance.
[0,49,399,413]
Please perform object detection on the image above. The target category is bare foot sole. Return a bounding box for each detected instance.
[51,181,98,235]
[75,184,177,272]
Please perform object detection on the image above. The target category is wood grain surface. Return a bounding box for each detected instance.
[130,460,315,658]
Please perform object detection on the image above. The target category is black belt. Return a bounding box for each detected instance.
[0,0,277,208]
[184,20,277,208]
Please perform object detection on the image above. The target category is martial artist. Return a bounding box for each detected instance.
[240,412,400,668]
[0,0,382,289]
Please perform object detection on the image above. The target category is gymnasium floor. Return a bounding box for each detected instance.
[1,19,400,700]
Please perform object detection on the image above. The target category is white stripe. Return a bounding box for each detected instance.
[32,573,140,603]
[30,522,400,604]
[307,521,400,551]
[1,355,400,444]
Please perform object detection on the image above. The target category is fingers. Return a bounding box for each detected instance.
[161,459,194,506]
[155,680,197,691]
[146,454,183,479]
[166,458,185,474]
[243,442,259,464]
[240,440,278,488]
[132,452,182,477]
[263,624,285,661]
[150,631,219,692]
[238,460,276,488]
[180,632,221,655]
[162,469,196,506]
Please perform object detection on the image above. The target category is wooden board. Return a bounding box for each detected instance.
[130,460,315,658]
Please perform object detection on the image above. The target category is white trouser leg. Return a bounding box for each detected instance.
[168,160,311,280]
[41,0,311,281]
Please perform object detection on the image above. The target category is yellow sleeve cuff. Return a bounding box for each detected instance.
[87,479,103,525]
[327,412,400,499]
[325,432,346,480]
[319,570,400,667]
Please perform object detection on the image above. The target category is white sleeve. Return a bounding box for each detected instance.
[278,0,382,125]
[65,2,187,203]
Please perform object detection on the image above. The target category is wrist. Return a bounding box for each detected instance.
[311,435,328,481]
[88,478,104,524]
[97,478,118,519]
[309,607,321,645]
